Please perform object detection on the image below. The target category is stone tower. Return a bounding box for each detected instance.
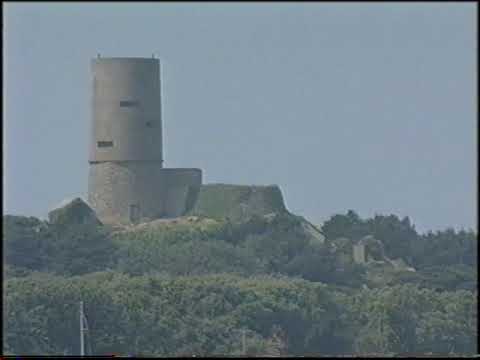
[88,57,201,224]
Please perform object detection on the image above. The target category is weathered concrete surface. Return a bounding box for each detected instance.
[89,58,163,162]
[87,57,203,224]
[188,184,288,222]
[160,168,202,217]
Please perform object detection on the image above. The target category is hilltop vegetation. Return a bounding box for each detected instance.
[3,205,477,356]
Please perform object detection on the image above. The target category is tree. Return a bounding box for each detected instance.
[4,216,52,271]
[321,210,367,241]
[46,223,115,276]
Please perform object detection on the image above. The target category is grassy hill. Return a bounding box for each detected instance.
[3,201,477,356]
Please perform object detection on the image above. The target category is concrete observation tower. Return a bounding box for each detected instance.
[88,57,202,224]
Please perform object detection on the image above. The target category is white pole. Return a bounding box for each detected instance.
[80,301,85,356]
[242,329,246,355]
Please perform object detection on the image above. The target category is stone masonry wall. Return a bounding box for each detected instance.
[88,162,201,224]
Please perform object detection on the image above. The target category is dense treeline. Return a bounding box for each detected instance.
[322,210,477,268]
[4,272,477,356]
[3,211,478,356]
[4,212,476,291]
[321,211,477,291]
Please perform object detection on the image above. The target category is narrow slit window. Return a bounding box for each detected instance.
[97,141,113,148]
[120,100,139,107]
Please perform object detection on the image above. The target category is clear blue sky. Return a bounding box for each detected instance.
[4,3,477,233]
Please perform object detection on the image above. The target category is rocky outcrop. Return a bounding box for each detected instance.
[353,235,386,263]
[48,198,101,227]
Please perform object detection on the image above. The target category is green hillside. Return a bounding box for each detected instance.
[3,203,477,356]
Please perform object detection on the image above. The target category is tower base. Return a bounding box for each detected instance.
[88,161,202,224]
